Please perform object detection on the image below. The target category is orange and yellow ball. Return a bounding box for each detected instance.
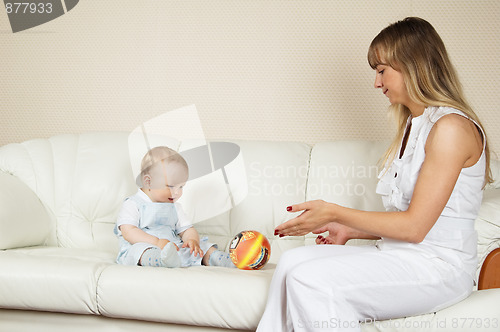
[229,230,271,270]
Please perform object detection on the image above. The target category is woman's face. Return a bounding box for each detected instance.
[374,64,409,106]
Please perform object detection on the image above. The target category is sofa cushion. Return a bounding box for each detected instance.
[305,140,387,210]
[362,288,500,332]
[97,264,275,330]
[0,133,139,252]
[195,140,312,262]
[0,247,113,314]
[0,171,52,249]
[303,140,387,244]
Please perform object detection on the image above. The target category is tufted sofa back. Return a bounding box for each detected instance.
[0,133,386,259]
[1,132,498,269]
[0,133,137,252]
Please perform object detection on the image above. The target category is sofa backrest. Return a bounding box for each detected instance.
[0,133,137,252]
[0,132,390,259]
[1,132,498,268]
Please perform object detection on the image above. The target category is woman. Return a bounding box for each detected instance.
[257,17,492,331]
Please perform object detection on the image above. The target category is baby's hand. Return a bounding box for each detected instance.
[182,239,203,257]
[157,238,179,251]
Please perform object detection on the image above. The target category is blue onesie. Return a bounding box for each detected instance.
[114,190,215,267]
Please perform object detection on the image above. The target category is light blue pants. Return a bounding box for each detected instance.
[118,237,215,267]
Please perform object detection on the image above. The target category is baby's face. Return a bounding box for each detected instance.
[144,161,188,203]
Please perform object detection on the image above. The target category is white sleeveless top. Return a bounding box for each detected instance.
[376,106,486,279]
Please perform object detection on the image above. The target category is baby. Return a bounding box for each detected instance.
[114,146,235,268]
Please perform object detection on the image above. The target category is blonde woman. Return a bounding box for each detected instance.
[258,17,491,331]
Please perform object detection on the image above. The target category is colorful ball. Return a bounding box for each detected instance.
[229,230,271,270]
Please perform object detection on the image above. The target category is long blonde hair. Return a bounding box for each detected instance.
[368,17,492,184]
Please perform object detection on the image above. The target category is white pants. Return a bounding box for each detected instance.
[257,244,473,332]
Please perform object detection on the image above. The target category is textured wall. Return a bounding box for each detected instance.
[1,1,499,155]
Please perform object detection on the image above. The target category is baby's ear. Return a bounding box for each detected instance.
[142,174,151,187]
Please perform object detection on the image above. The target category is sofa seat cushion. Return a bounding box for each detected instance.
[0,247,113,314]
[97,263,275,330]
[361,288,500,331]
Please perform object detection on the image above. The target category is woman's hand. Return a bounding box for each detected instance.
[274,200,334,237]
[182,239,203,257]
[312,222,353,245]
[313,222,382,245]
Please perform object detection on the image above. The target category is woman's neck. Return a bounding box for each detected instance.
[408,103,426,118]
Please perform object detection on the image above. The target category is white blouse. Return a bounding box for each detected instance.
[375,106,486,279]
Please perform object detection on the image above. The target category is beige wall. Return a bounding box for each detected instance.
[1,1,499,155]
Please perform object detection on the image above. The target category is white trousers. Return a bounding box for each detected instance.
[256,244,473,332]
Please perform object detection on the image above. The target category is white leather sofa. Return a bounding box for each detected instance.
[1,132,499,332]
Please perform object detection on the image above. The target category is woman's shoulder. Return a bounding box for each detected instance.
[426,106,467,122]
[425,108,482,161]
[428,106,477,133]
[434,112,471,128]
[425,106,478,140]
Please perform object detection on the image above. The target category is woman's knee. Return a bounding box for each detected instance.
[275,245,314,274]
[277,247,297,266]
[286,262,325,292]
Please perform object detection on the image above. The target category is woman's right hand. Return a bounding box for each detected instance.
[312,222,353,245]
[313,222,381,245]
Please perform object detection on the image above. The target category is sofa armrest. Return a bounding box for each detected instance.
[478,248,500,290]
[0,171,51,249]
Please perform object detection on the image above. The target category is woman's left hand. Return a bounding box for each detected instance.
[274,200,334,237]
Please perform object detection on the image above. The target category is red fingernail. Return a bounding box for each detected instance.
[286,206,292,211]
[279,234,284,238]
[274,230,279,236]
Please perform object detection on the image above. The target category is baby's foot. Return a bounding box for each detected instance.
[209,250,236,268]
[161,242,181,268]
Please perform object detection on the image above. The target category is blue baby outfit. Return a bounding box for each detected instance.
[115,190,215,267]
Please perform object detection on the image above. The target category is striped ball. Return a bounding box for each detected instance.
[229,230,271,270]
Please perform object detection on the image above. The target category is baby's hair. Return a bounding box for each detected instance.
[140,146,188,178]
